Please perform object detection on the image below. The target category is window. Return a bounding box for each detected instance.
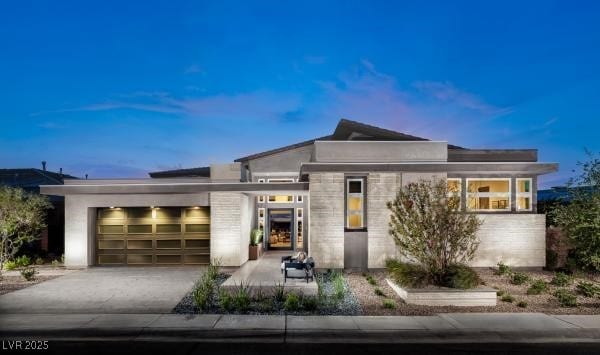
[346,178,364,229]
[257,179,265,203]
[257,208,265,238]
[447,178,462,210]
[296,208,303,249]
[516,178,533,211]
[267,178,294,203]
[466,178,511,211]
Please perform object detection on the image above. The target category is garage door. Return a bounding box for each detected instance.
[95,207,210,266]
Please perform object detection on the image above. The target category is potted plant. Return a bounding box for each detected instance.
[249,229,264,260]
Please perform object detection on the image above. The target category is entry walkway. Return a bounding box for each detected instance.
[221,251,318,296]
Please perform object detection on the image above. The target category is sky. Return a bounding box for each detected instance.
[1,1,599,188]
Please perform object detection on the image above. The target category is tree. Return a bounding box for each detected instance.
[0,186,52,274]
[387,179,482,284]
[550,151,600,271]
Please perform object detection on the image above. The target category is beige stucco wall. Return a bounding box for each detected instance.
[63,193,209,268]
[367,173,401,268]
[210,192,252,267]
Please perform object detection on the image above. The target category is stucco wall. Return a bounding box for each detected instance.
[248,144,314,174]
[63,193,209,268]
[210,192,251,266]
[308,172,345,268]
[472,214,546,267]
[314,141,448,163]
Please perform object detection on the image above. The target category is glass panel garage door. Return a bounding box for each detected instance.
[96,207,210,266]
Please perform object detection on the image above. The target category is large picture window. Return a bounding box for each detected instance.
[346,178,364,229]
[516,178,533,211]
[466,178,511,211]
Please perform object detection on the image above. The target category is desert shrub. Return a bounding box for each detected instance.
[192,274,215,311]
[301,296,318,311]
[218,289,234,312]
[511,272,529,285]
[496,290,506,297]
[576,281,600,298]
[332,271,346,299]
[366,275,377,286]
[551,272,573,287]
[517,301,528,308]
[256,299,274,313]
[273,282,286,302]
[527,279,548,295]
[35,257,44,265]
[387,179,482,286]
[3,260,17,271]
[206,259,221,281]
[386,259,430,288]
[441,264,480,289]
[382,299,396,309]
[501,294,514,303]
[496,262,512,276]
[232,282,251,312]
[554,289,578,307]
[284,292,300,312]
[14,255,31,267]
[374,288,385,297]
[51,259,60,268]
[20,266,37,281]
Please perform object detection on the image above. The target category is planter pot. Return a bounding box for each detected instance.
[249,244,262,260]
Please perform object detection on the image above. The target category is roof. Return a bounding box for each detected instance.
[234,135,332,162]
[0,168,77,189]
[148,166,211,178]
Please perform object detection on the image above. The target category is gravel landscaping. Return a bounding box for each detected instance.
[348,269,600,315]
[0,275,61,295]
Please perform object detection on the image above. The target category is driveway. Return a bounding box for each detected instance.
[0,267,202,314]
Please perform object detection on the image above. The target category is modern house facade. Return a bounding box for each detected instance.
[41,119,558,270]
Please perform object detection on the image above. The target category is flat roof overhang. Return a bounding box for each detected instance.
[300,162,559,175]
[40,182,309,196]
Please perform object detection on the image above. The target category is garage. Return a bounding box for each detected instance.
[95,206,210,266]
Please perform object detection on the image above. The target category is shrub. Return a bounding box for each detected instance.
[387,179,482,285]
[232,282,251,312]
[206,259,221,281]
[361,272,368,277]
[554,289,577,307]
[441,264,480,289]
[256,299,274,313]
[382,299,396,309]
[496,262,512,276]
[301,296,318,311]
[576,281,600,298]
[273,282,286,302]
[20,266,37,281]
[374,288,385,297]
[218,289,234,312]
[527,279,548,295]
[501,294,514,303]
[511,272,529,285]
[517,301,528,308]
[332,271,346,299]
[192,274,215,311]
[35,257,44,265]
[14,255,32,267]
[551,272,573,287]
[496,290,506,297]
[4,260,17,271]
[284,292,300,312]
[51,259,60,268]
[386,259,430,288]
[366,275,377,286]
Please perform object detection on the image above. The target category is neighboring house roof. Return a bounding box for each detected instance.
[0,168,77,201]
[148,166,211,178]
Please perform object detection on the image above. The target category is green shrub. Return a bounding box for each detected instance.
[551,272,573,287]
[232,282,251,312]
[576,281,600,298]
[366,275,377,286]
[382,299,396,309]
[284,292,300,312]
[15,255,32,267]
[496,262,512,276]
[501,294,514,303]
[256,298,274,313]
[517,301,528,308]
[385,259,430,288]
[192,274,215,311]
[301,296,318,311]
[218,289,234,312]
[527,279,548,295]
[206,259,221,281]
[511,272,529,285]
[374,288,386,297]
[496,290,506,297]
[51,259,60,268]
[441,264,480,289]
[273,282,286,302]
[20,266,37,281]
[3,260,18,271]
[332,271,346,299]
[554,289,577,307]
[35,257,44,265]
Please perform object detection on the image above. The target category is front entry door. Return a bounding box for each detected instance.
[267,209,293,250]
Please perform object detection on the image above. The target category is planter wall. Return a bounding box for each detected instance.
[249,245,262,260]
[386,279,497,307]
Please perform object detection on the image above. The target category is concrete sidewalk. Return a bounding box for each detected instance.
[1,313,599,344]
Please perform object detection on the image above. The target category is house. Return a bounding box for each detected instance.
[1,163,77,255]
[41,119,558,269]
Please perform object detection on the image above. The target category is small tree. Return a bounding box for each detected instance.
[387,179,482,284]
[550,152,600,271]
[0,186,52,274]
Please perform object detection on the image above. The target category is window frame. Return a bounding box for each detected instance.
[447,178,462,211]
[516,178,533,212]
[466,178,512,212]
[267,178,294,203]
[257,179,265,203]
[346,177,365,229]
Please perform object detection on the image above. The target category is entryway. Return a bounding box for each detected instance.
[267,209,293,250]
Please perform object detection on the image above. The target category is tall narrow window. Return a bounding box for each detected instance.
[296,208,303,249]
[346,178,364,229]
[257,179,265,203]
[466,178,511,211]
[516,178,533,211]
[257,208,265,238]
[447,178,462,210]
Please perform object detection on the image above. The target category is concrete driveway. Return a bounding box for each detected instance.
[0,267,203,314]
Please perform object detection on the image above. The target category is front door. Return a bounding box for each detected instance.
[267,209,293,250]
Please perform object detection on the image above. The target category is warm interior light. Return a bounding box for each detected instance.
[109,206,115,209]
[152,209,157,219]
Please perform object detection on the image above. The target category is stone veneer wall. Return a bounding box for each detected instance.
[308,173,345,268]
[210,192,250,266]
[472,214,546,267]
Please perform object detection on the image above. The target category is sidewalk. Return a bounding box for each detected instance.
[1,313,599,344]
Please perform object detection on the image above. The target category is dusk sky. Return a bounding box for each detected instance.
[1,1,599,188]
